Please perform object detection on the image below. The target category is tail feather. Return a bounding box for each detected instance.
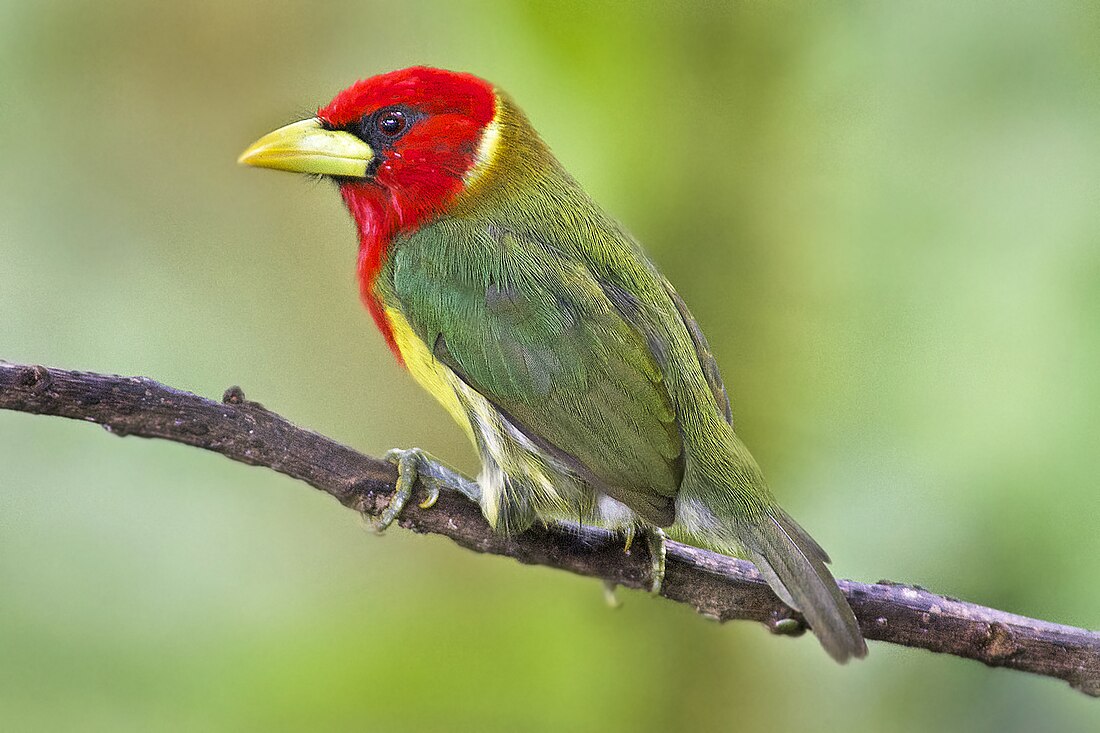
[772,509,831,564]
[742,509,867,663]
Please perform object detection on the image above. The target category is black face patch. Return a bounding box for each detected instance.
[355,106,424,151]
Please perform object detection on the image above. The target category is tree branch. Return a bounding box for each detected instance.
[1,361,1097,696]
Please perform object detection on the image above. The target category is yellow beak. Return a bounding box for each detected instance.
[238,118,374,178]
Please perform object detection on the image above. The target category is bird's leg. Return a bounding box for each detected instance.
[618,525,666,595]
[372,448,482,533]
[644,527,667,595]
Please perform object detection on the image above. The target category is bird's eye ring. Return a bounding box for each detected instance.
[377,110,407,137]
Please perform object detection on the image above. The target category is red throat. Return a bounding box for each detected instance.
[340,186,404,362]
[317,67,497,365]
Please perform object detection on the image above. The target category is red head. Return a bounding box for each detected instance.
[319,68,497,356]
[240,67,499,358]
[318,67,497,237]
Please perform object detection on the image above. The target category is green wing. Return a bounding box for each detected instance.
[388,220,683,525]
[663,281,733,426]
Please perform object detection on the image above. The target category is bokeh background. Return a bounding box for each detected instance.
[2,1,1099,730]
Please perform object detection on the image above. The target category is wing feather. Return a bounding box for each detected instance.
[391,223,682,524]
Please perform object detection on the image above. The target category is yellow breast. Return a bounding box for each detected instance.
[383,306,571,529]
[384,307,477,446]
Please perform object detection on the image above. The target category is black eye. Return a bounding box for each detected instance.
[377,110,407,137]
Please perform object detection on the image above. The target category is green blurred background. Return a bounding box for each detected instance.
[2,0,1099,730]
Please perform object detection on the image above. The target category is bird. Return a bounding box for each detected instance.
[238,66,866,662]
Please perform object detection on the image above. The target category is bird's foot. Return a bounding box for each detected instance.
[372,448,481,533]
[644,527,667,595]
[620,526,666,595]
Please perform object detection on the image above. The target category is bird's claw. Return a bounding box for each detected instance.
[619,526,666,595]
[371,448,480,533]
[417,483,441,510]
[645,527,667,595]
[373,448,429,533]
